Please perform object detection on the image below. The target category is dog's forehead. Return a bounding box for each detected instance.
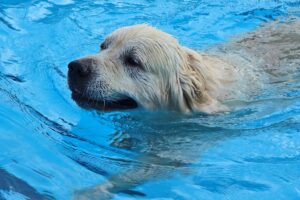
[107,24,178,46]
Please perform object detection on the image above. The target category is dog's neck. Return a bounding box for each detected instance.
[177,47,240,113]
[196,52,239,99]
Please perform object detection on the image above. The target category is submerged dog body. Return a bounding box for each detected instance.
[69,18,300,200]
[68,18,300,113]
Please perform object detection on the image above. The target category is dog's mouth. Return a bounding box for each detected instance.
[71,90,138,111]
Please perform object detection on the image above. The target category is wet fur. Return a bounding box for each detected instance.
[72,17,300,199]
[72,17,299,114]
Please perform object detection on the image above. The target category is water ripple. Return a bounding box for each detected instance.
[194,176,271,193]
[0,1,300,199]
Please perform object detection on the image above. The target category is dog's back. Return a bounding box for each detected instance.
[229,17,300,80]
[210,17,300,102]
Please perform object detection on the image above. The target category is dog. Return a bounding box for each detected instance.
[69,17,300,199]
[68,18,300,114]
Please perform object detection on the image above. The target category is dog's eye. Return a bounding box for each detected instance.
[100,42,107,50]
[124,56,140,67]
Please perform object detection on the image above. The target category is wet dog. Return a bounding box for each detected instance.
[68,18,299,114]
[69,17,300,200]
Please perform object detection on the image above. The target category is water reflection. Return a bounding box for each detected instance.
[0,168,52,200]
[71,111,250,199]
[0,1,299,199]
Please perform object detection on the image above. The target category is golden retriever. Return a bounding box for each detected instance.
[69,17,300,200]
[68,17,300,114]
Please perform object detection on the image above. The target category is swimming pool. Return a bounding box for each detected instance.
[0,0,300,199]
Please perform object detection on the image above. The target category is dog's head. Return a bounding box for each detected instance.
[68,24,219,113]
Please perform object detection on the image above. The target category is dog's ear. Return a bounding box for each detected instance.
[178,48,228,113]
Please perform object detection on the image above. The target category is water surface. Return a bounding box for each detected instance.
[0,0,300,199]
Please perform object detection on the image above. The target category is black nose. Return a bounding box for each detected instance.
[68,60,91,78]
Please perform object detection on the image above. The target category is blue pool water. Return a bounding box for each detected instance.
[0,0,300,199]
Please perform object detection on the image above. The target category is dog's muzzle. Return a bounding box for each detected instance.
[67,59,138,110]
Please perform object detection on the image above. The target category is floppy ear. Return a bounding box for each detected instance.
[178,48,228,113]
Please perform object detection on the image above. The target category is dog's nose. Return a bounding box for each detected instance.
[68,60,91,78]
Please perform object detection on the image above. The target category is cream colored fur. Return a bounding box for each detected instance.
[72,17,300,200]
[76,17,300,114]
[78,24,242,113]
